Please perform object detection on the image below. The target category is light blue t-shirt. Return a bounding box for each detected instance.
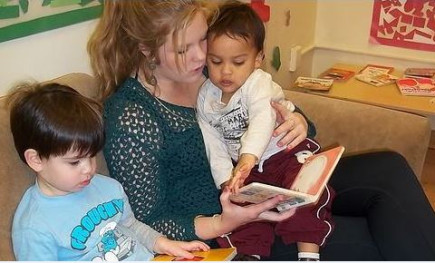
[12,174,158,261]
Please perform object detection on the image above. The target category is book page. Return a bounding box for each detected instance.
[290,155,327,195]
[290,146,344,196]
[230,183,309,204]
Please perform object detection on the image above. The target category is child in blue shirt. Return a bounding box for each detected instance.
[7,82,209,261]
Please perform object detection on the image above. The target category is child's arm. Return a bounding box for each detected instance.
[197,117,234,188]
[229,153,257,193]
[197,83,234,188]
[229,70,286,191]
[120,189,209,259]
[12,229,57,260]
[124,216,209,259]
[239,70,286,161]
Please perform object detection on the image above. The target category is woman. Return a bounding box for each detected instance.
[88,1,435,260]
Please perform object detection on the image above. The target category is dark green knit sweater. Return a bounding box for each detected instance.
[103,77,222,241]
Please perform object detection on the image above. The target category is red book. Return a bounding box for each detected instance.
[396,78,435,97]
[318,67,355,82]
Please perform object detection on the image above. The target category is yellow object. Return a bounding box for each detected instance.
[152,247,237,261]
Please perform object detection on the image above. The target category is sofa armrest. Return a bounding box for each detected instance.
[285,90,431,180]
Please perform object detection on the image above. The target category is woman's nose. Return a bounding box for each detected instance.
[193,44,206,62]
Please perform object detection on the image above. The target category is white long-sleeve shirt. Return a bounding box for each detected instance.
[197,69,295,188]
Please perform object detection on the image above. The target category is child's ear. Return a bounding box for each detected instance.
[255,51,264,68]
[24,149,44,172]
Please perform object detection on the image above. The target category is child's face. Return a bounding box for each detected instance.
[35,150,97,196]
[207,34,263,101]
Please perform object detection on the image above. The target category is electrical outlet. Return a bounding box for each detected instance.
[289,45,302,72]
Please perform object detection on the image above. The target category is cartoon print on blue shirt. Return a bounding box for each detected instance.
[71,199,124,250]
[92,222,136,261]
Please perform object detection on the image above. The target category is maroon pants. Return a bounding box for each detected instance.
[217,138,335,257]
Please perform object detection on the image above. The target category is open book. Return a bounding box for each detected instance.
[230,146,345,212]
[152,247,237,261]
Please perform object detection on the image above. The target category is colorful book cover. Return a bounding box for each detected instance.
[355,73,398,87]
[294,77,334,91]
[152,248,237,261]
[318,67,355,82]
[396,78,435,97]
[230,146,345,212]
[359,64,394,75]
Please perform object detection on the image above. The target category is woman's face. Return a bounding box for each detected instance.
[155,12,208,85]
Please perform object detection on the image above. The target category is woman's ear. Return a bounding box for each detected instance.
[255,50,265,68]
[138,43,151,57]
[24,149,44,172]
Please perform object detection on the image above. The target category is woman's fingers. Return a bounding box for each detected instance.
[270,100,287,124]
[259,207,296,221]
[275,113,307,149]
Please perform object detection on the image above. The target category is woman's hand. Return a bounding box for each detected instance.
[153,237,209,260]
[218,187,296,233]
[194,188,296,239]
[271,100,308,150]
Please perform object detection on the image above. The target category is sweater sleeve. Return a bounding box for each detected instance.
[118,183,163,252]
[239,70,286,159]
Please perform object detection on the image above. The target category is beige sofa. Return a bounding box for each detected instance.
[0,73,431,260]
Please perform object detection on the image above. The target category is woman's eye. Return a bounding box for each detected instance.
[177,49,187,55]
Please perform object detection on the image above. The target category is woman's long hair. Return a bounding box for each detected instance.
[88,0,216,101]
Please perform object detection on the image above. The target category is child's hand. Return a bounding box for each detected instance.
[229,153,257,194]
[153,237,210,260]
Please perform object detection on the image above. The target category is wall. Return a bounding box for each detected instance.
[262,0,317,88]
[0,20,97,96]
[312,0,435,76]
[0,1,316,96]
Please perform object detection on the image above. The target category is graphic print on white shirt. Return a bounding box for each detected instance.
[212,98,248,155]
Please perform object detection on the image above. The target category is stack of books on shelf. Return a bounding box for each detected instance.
[403,68,435,79]
[355,64,398,86]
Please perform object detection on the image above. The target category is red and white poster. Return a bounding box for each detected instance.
[370,0,435,51]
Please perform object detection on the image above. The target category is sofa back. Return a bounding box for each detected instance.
[286,90,431,179]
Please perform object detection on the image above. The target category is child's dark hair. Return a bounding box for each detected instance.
[6,82,105,163]
[208,0,265,52]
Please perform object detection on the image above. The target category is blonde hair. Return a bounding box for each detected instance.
[88,0,217,101]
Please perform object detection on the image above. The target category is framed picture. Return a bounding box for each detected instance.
[370,0,435,52]
[0,0,103,43]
